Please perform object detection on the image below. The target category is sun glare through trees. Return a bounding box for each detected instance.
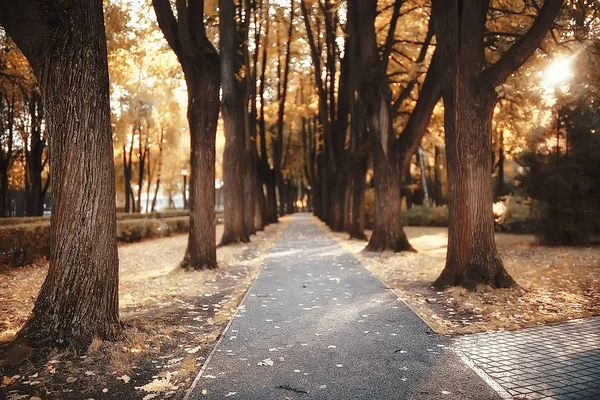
[0,0,599,399]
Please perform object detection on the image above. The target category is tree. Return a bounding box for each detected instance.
[274,2,296,218]
[0,0,122,349]
[153,0,221,269]
[350,0,414,252]
[431,0,563,290]
[219,0,250,246]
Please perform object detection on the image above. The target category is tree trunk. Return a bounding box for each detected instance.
[153,0,221,269]
[182,68,220,268]
[26,89,46,216]
[151,127,164,212]
[0,168,8,217]
[433,145,444,205]
[219,0,249,246]
[497,131,505,198]
[349,153,368,240]
[433,86,515,290]
[4,0,123,348]
[265,167,278,223]
[351,0,413,253]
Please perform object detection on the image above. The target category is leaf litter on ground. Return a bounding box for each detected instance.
[1,220,288,399]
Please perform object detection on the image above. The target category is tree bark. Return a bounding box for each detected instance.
[219,0,250,246]
[351,0,413,253]
[1,0,123,348]
[154,0,221,269]
[431,0,562,289]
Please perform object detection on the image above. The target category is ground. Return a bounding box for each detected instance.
[1,216,599,399]
[329,225,600,334]
[0,221,286,400]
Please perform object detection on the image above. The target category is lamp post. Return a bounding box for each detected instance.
[181,169,188,209]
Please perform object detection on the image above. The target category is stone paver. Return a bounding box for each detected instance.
[454,317,600,400]
[187,214,500,400]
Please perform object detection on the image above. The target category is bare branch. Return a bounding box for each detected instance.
[483,0,564,86]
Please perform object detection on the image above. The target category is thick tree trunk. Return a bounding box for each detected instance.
[219,0,249,246]
[9,0,122,348]
[351,0,413,253]
[433,88,515,290]
[349,153,368,240]
[181,57,220,268]
[366,148,413,252]
[265,171,276,222]
[0,168,8,217]
[431,0,521,290]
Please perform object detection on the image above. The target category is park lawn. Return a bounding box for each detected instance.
[329,224,600,335]
[0,219,286,400]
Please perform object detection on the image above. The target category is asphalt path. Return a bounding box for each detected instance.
[188,214,500,400]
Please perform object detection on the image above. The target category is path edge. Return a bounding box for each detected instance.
[183,218,290,400]
[311,216,440,334]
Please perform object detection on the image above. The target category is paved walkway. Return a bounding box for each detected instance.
[454,317,600,400]
[187,214,500,399]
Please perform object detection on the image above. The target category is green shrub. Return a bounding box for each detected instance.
[401,206,449,227]
[0,210,190,226]
[495,196,538,233]
[0,216,191,267]
[0,222,51,266]
[519,96,600,245]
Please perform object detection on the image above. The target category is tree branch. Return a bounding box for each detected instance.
[153,0,183,60]
[483,0,564,86]
[382,0,403,71]
[0,0,50,78]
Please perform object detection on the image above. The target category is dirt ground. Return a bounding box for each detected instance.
[328,224,600,335]
[0,220,287,400]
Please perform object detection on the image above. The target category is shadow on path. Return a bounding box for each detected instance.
[187,214,501,400]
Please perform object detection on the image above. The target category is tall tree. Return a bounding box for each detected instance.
[0,89,15,217]
[0,0,122,349]
[431,0,563,289]
[153,0,221,269]
[219,0,250,245]
[351,0,414,252]
[274,1,295,217]
[24,88,49,217]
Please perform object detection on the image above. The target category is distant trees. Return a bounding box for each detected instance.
[521,94,600,246]
[0,0,122,347]
[0,32,48,218]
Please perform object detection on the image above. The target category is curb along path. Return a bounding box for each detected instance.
[187,214,500,400]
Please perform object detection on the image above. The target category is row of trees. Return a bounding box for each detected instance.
[0,0,596,353]
[0,32,48,217]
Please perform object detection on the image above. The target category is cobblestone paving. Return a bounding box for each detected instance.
[453,317,600,400]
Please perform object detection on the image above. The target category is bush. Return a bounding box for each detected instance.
[401,206,448,227]
[0,222,51,267]
[518,97,600,245]
[0,216,191,267]
[0,210,190,226]
[495,196,539,234]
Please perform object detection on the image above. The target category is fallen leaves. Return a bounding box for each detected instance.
[331,227,600,334]
[257,358,274,366]
[137,371,174,393]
